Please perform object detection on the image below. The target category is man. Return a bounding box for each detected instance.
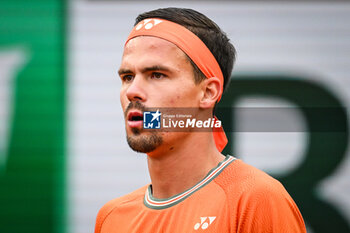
[95,7,306,233]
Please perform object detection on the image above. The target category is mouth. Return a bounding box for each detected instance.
[127,110,143,128]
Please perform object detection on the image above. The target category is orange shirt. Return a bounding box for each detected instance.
[95,156,306,233]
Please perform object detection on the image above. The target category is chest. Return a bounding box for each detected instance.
[115,201,230,233]
[100,168,241,233]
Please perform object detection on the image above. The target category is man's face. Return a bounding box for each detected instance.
[119,36,202,154]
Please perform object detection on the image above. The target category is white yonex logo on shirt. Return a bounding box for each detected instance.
[194,216,216,230]
[135,19,163,31]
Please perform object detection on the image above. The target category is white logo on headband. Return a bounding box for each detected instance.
[135,19,163,31]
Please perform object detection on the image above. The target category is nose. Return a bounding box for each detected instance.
[125,75,147,102]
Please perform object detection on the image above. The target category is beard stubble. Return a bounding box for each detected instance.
[125,101,163,153]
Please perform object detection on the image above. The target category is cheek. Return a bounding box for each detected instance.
[170,96,180,104]
[178,87,199,102]
[119,89,128,108]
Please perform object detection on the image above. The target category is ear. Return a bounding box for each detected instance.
[199,77,222,109]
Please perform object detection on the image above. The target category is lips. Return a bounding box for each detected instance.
[127,110,143,128]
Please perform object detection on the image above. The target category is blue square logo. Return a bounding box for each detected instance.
[143,110,161,129]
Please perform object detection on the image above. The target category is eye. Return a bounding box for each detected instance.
[121,74,134,82]
[151,72,167,79]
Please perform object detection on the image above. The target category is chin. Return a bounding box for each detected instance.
[126,132,163,153]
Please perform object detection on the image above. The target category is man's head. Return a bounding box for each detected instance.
[135,7,236,92]
[119,8,236,154]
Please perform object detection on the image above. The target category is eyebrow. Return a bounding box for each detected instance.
[118,65,172,76]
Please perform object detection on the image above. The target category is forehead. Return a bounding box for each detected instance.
[121,36,189,67]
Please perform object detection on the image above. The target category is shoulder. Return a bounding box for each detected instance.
[215,158,306,232]
[215,158,287,195]
[94,185,148,233]
[215,158,294,205]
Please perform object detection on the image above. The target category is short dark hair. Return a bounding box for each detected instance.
[135,7,236,93]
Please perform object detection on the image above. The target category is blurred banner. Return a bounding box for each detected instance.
[0,1,66,233]
[1,1,350,233]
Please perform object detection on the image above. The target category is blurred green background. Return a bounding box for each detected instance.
[0,1,65,233]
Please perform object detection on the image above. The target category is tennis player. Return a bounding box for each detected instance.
[95,7,307,233]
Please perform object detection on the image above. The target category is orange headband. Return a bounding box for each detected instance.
[125,18,228,152]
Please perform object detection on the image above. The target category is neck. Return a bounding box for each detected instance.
[146,132,224,199]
